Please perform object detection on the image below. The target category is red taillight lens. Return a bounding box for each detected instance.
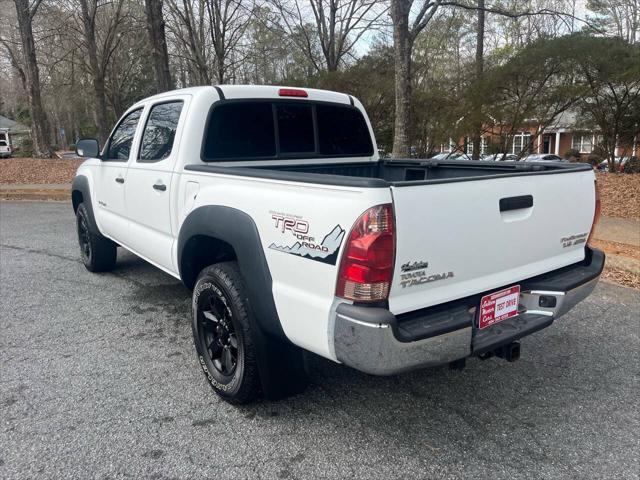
[587,180,602,246]
[278,88,308,98]
[336,204,395,302]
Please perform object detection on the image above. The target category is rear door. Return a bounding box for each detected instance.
[124,97,187,272]
[388,170,596,315]
[94,108,143,241]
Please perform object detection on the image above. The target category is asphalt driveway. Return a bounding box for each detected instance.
[1,201,638,479]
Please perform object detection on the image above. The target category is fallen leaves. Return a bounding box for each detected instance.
[596,172,640,220]
[0,157,84,185]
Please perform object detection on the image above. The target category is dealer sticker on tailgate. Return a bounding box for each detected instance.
[479,285,520,330]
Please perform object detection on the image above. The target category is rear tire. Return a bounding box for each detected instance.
[192,262,261,404]
[76,203,117,272]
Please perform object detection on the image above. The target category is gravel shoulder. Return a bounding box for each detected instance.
[1,201,638,479]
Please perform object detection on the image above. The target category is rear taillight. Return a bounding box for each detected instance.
[587,180,602,246]
[278,88,308,97]
[336,204,395,302]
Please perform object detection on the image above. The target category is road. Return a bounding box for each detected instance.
[1,201,638,479]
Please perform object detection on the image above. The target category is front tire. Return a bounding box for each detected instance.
[192,262,260,404]
[76,203,117,272]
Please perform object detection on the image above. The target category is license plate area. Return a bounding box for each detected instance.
[478,285,520,330]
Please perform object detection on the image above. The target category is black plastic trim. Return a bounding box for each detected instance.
[213,85,225,100]
[184,164,389,188]
[71,175,100,234]
[500,195,533,212]
[178,205,284,338]
[177,205,308,399]
[385,159,593,187]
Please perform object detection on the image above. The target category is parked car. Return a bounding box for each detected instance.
[481,153,518,162]
[430,152,474,161]
[72,86,604,404]
[0,140,11,158]
[597,157,629,172]
[522,154,566,162]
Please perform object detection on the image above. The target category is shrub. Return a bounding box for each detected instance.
[586,153,602,167]
[623,157,640,174]
[564,148,580,162]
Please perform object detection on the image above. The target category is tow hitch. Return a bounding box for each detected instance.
[478,341,521,362]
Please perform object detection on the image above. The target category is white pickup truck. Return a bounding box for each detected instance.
[72,86,604,404]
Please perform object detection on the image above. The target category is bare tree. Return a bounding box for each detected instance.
[269,0,387,73]
[145,0,173,92]
[77,0,127,144]
[587,0,639,44]
[205,0,253,83]
[12,0,53,157]
[166,0,213,85]
[390,0,442,157]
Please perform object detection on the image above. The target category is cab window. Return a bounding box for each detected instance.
[138,101,184,162]
[105,108,143,161]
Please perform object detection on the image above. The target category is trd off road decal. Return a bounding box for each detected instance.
[268,212,345,265]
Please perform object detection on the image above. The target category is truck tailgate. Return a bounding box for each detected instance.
[388,170,596,315]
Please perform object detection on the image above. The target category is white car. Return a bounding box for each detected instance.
[0,140,11,158]
[523,154,566,162]
[481,153,518,161]
[72,86,604,403]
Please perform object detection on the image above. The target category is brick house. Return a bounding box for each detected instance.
[440,110,638,158]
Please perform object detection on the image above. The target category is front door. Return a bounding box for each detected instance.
[93,108,143,242]
[543,135,551,154]
[125,98,187,273]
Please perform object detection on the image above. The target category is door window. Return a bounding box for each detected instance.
[105,108,143,161]
[138,101,184,162]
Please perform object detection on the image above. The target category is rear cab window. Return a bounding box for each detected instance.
[202,101,373,161]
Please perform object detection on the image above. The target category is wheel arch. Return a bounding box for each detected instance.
[177,205,284,339]
[71,175,99,232]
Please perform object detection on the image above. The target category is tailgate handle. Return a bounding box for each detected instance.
[500,195,533,212]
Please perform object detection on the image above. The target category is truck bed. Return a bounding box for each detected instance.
[185,159,593,188]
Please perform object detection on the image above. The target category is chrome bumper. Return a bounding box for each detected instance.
[333,248,604,376]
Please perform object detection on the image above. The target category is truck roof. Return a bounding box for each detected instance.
[135,85,354,107]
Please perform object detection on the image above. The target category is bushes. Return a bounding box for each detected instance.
[564,148,581,162]
[623,157,640,174]
[586,153,603,166]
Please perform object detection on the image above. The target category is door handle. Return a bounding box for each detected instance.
[499,195,533,212]
[153,182,166,191]
[115,176,125,184]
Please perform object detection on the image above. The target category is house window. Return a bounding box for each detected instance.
[441,138,456,153]
[466,137,488,155]
[572,133,593,153]
[511,132,532,154]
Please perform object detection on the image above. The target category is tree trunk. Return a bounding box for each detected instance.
[14,0,52,158]
[79,0,110,145]
[144,0,173,92]
[391,0,413,158]
[471,0,485,160]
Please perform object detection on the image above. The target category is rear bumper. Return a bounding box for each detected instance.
[333,247,605,375]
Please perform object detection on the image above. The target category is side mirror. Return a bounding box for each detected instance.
[76,138,101,158]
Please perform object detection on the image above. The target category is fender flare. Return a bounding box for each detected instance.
[178,205,308,399]
[71,175,99,233]
[177,205,285,340]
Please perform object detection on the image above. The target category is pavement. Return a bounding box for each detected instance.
[1,201,639,479]
[594,216,640,246]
